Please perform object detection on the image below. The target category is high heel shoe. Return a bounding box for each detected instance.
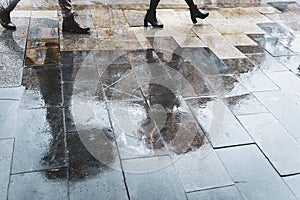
[189,5,209,24]
[144,10,164,28]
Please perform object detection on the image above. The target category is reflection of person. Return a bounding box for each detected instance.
[144,0,209,28]
[0,0,90,33]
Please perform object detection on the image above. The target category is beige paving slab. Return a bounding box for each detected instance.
[224,34,258,46]
[124,10,145,27]
[198,34,246,59]
[230,19,266,34]
[10,11,32,17]
[173,36,207,47]
[192,24,222,35]
[31,10,58,18]
[209,21,243,35]
[255,6,282,14]
[175,9,209,26]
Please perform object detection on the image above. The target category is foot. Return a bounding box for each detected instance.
[144,10,164,28]
[189,5,209,24]
[62,12,90,34]
[0,10,16,30]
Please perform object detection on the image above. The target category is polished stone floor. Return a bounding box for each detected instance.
[1,0,300,199]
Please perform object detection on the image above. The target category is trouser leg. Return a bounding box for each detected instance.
[58,0,72,17]
[0,0,20,11]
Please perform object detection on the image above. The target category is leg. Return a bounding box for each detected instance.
[185,0,209,24]
[58,0,90,34]
[0,0,20,30]
[144,0,163,28]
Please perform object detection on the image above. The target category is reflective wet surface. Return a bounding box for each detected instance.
[1,1,300,199]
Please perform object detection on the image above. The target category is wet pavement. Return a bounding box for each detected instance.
[1,0,300,199]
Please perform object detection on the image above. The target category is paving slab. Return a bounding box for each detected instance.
[238,113,300,176]
[172,144,233,192]
[187,98,253,148]
[8,169,68,200]
[0,139,14,200]
[284,175,300,199]
[12,107,66,173]
[254,91,300,139]
[0,100,20,138]
[123,156,187,200]
[186,185,243,200]
[217,145,298,200]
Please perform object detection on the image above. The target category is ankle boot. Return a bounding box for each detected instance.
[144,9,164,28]
[189,5,209,24]
[62,12,90,34]
[0,10,16,30]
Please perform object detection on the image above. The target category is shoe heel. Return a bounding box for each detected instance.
[144,19,148,27]
[191,16,197,24]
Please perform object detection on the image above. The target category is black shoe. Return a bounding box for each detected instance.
[0,10,16,30]
[62,12,90,34]
[189,5,209,24]
[144,9,164,28]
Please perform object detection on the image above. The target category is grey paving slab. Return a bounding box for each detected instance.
[284,175,300,199]
[266,71,300,103]
[224,94,268,116]
[12,107,66,173]
[0,100,20,138]
[254,91,300,139]
[236,69,280,92]
[68,132,128,200]
[8,169,68,200]
[216,145,298,200]
[187,98,253,148]
[187,186,244,200]
[0,139,14,200]
[238,113,300,176]
[123,156,187,200]
[276,55,300,74]
[0,87,24,100]
[172,144,233,192]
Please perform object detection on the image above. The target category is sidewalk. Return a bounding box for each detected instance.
[1,0,300,199]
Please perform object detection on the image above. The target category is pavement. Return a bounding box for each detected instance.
[1,0,300,199]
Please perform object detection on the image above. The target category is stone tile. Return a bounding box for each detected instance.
[210,21,243,35]
[266,71,300,103]
[187,98,253,148]
[236,69,280,92]
[284,175,300,199]
[224,94,268,115]
[238,113,300,175]
[29,18,58,29]
[206,75,249,97]
[217,145,298,200]
[0,100,20,138]
[249,34,294,57]
[12,107,66,173]
[276,55,300,75]
[172,144,233,192]
[255,6,282,14]
[230,19,266,34]
[124,10,145,27]
[173,36,207,48]
[236,45,264,54]
[246,51,288,72]
[224,34,258,46]
[21,66,62,108]
[0,139,14,200]
[187,186,243,200]
[0,87,24,100]
[198,34,246,59]
[222,58,256,74]
[8,169,68,200]
[192,24,222,36]
[254,91,300,139]
[28,28,58,40]
[67,132,128,200]
[123,156,187,199]
[0,66,23,88]
[107,100,169,159]
[31,11,58,18]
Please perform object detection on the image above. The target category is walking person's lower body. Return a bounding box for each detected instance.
[144,0,209,28]
[0,0,90,33]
